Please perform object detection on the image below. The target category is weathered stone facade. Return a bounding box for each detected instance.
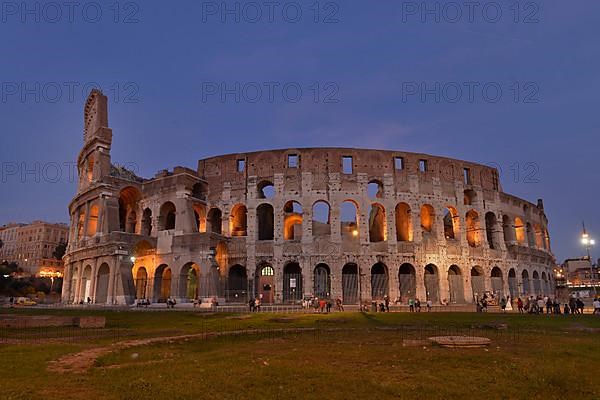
[62,91,555,305]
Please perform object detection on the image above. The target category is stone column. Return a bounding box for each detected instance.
[106,257,117,305]
[89,258,99,303]
[438,269,449,305]
[415,268,426,302]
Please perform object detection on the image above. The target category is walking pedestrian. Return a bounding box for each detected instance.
[517,297,524,314]
[593,297,600,315]
[500,297,507,313]
[426,299,432,312]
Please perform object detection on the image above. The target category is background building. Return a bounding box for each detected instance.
[0,221,69,276]
[62,91,556,305]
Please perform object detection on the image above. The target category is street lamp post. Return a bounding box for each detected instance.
[581,222,596,295]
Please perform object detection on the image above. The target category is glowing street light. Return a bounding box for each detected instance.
[581,222,596,294]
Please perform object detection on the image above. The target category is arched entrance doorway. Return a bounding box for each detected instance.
[508,268,517,298]
[81,265,92,302]
[95,263,110,304]
[257,264,274,303]
[178,263,200,301]
[227,265,248,302]
[283,262,302,303]
[371,262,388,300]
[398,263,416,302]
[521,270,530,296]
[313,263,331,299]
[471,266,485,300]
[342,263,358,304]
[532,271,541,295]
[154,264,171,302]
[424,264,439,303]
[135,267,148,300]
[491,267,504,297]
[448,265,464,304]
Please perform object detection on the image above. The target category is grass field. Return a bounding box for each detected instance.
[1,309,599,400]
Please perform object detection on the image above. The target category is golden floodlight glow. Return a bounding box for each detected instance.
[38,270,62,279]
[352,229,359,237]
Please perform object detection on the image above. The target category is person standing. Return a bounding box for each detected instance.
[546,297,553,314]
[592,297,600,315]
[500,297,507,313]
[426,299,432,312]
[506,295,513,312]
[415,298,421,312]
[408,298,415,312]
[517,297,524,314]
[576,298,585,315]
[384,296,390,312]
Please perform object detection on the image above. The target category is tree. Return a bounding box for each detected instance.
[53,241,67,260]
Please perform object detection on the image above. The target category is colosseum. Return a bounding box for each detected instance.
[62,90,556,307]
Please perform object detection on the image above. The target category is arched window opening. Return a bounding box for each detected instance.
[77,209,86,239]
[159,202,177,231]
[284,201,303,240]
[534,224,544,249]
[367,180,384,199]
[87,204,99,237]
[443,207,459,240]
[369,203,386,242]
[207,208,222,234]
[192,182,208,200]
[312,201,331,236]
[193,205,206,233]
[448,265,464,304]
[126,210,137,234]
[95,263,110,304]
[466,210,481,247]
[257,180,275,199]
[514,217,526,245]
[231,204,248,236]
[485,212,498,249]
[341,200,359,240]
[257,204,274,240]
[371,262,389,300]
[420,204,435,237]
[395,203,412,242]
[464,189,477,206]
[86,157,95,183]
[141,208,152,236]
[398,263,416,302]
[119,187,141,232]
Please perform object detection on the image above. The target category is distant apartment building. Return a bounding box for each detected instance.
[562,257,598,286]
[0,221,69,275]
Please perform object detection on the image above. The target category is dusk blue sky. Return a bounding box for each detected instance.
[0,0,598,262]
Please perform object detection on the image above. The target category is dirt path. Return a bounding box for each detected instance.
[47,328,317,374]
